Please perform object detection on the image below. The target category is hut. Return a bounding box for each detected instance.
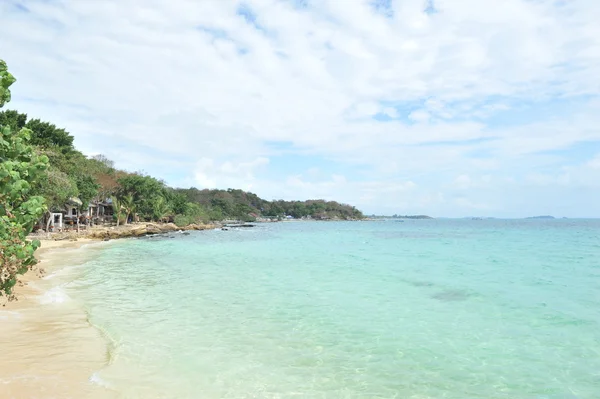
[86,199,114,225]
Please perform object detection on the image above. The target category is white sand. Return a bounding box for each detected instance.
[0,238,116,399]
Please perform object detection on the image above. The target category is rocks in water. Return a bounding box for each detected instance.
[86,222,216,240]
[160,223,179,232]
[224,223,255,228]
[182,223,213,231]
[145,224,162,235]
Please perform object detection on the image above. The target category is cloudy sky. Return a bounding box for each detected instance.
[2,0,600,217]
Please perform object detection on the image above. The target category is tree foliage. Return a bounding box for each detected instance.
[0,109,27,131]
[24,118,75,151]
[117,174,167,220]
[152,196,170,222]
[120,194,135,224]
[0,60,48,298]
[175,188,364,220]
[34,166,78,212]
[111,196,124,227]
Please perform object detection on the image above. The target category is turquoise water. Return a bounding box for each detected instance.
[64,220,599,398]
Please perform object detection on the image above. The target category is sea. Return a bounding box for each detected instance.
[39,219,600,398]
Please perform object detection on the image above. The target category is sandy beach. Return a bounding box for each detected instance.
[0,238,116,399]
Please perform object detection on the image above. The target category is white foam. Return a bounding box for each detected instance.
[43,272,58,280]
[42,263,85,280]
[89,372,110,388]
[38,286,70,304]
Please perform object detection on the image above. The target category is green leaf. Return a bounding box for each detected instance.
[0,59,47,296]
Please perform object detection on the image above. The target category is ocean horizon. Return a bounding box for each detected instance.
[32,219,600,398]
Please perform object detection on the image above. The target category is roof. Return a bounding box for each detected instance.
[66,197,83,206]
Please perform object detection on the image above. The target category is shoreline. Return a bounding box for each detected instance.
[0,220,354,398]
[4,237,103,305]
[0,238,117,399]
[0,222,217,399]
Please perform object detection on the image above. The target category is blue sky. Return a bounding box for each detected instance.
[1,0,600,217]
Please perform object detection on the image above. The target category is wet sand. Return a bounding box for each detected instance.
[0,239,117,399]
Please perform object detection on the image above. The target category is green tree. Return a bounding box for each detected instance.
[118,174,166,219]
[111,196,124,227]
[33,166,78,231]
[152,196,170,222]
[166,191,188,215]
[74,173,99,209]
[35,167,78,212]
[173,202,210,227]
[91,154,114,169]
[120,194,135,224]
[0,110,27,132]
[210,194,234,216]
[25,118,74,152]
[0,60,48,298]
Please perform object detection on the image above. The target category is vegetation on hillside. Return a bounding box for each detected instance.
[0,109,364,226]
[0,60,363,238]
[176,188,363,222]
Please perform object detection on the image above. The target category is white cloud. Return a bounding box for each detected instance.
[1,0,600,216]
[408,110,431,123]
[453,197,491,211]
[266,174,417,210]
[587,154,600,169]
[193,157,269,191]
[452,175,472,190]
[382,107,399,118]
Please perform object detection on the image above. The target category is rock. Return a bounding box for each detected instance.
[78,222,216,242]
[183,232,191,236]
[131,227,148,237]
[145,224,162,235]
[161,223,179,232]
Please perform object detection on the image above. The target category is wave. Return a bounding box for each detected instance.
[42,264,83,280]
[89,371,111,388]
[38,286,71,304]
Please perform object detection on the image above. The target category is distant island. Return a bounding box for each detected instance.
[525,215,555,219]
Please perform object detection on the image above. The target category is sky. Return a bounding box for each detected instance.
[1,0,599,217]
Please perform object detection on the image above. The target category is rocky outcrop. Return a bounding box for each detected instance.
[181,223,216,231]
[80,222,216,240]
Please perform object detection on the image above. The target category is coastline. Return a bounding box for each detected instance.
[0,238,117,399]
[0,220,345,398]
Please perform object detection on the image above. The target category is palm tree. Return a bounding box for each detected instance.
[121,194,136,224]
[111,196,124,227]
[152,196,170,222]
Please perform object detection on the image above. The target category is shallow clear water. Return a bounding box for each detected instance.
[63,220,600,398]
